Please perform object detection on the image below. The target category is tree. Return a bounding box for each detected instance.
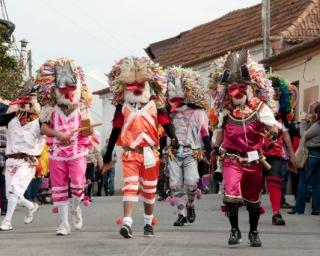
[0,25,23,100]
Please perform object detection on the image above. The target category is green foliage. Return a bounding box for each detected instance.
[0,25,23,100]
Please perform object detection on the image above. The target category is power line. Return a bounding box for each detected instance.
[39,0,126,57]
[69,0,135,55]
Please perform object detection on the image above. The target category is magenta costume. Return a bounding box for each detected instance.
[209,50,279,246]
[47,106,90,207]
[223,109,265,205]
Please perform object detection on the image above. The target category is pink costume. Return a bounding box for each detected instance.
[36,57,94,236]
[47,106,90,207]
[209,50,280,246]
[223,104,265,204]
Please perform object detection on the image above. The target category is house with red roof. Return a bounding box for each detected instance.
[146,0,320,119]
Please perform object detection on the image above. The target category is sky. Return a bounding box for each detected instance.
[6,0,262,86]
[5,0,261,121]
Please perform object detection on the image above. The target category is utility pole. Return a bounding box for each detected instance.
[19,38,33,79]
[262,0,271,59]
[27,49,32,78]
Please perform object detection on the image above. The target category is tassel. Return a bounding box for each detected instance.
[82,196,91,206]
[196,188,202,199]
[52,207,58,214]
[165,196,175,206]
[151,216,158,226]
[221,205,227,213]
[116,217,123,225]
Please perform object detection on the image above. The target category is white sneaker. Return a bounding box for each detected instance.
[56,223,71,236]
[24,203,40,224]
[71,206,83,230]
[0,219,13,231]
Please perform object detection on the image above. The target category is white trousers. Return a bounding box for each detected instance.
[5,158,35,198]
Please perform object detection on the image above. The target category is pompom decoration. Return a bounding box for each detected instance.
[52,207,59,214]
[166,195,175,206]
[115,216,158,226]
[196,188,202,199]
[116,217,123,225]
[151,216,158,226]
[82,196,91,206]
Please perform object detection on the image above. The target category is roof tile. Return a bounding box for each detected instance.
[153,0,320,67]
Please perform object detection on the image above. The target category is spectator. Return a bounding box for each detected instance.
[85,145,103,200]
[0,126,7,215]
[101,139,116,196]
[289,104,320,215]
[25,145,50,203]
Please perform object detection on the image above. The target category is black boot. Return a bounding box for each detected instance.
[173,214,187,226]
[225,203,240,245]
[228,228,242,245]
[247,204,262,247]
[248,231,262,247]
[187,205,196,223]
[272,213,285,225]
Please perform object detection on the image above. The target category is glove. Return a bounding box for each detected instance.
[270,131,278,142]
[170,137,179,150]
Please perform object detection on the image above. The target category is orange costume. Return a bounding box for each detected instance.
[119,101,160,204]
[103,56,177,238]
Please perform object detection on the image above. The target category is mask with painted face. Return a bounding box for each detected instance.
[107,56,167,108]
[165,66,208,112]
[54,59,81,106]
[10,79,41,115]
[123,81,151,104]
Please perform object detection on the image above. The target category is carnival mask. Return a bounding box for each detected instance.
[9,95,41,115]
[124,81,151,104]
[55,82,81,106]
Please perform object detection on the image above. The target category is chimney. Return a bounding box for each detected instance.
[270,36,283,55]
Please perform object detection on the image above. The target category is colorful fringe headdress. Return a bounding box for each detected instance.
[107,56,167,107]
[268,74,292,114]
[35,57,92,107]
[166,66,209,110]
[207,50,274,128]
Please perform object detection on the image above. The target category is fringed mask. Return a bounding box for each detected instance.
[219,50,254,106]
[108,56,167,107]
[10,80,41,115]
[55,60,81,106]
[165,67,208,111]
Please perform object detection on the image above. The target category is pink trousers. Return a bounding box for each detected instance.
[223,158,262,204]
[49,156,87,206]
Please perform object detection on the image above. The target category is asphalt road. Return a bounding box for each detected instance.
[0,194,319,256]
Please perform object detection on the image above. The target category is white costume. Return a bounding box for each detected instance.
[0,80,45,231]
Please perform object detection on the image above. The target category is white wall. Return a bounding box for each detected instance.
[98,93,122,192]
[272,54,320,120]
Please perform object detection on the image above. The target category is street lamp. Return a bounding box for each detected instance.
[19,38,29,51]
[19,39,32,78]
